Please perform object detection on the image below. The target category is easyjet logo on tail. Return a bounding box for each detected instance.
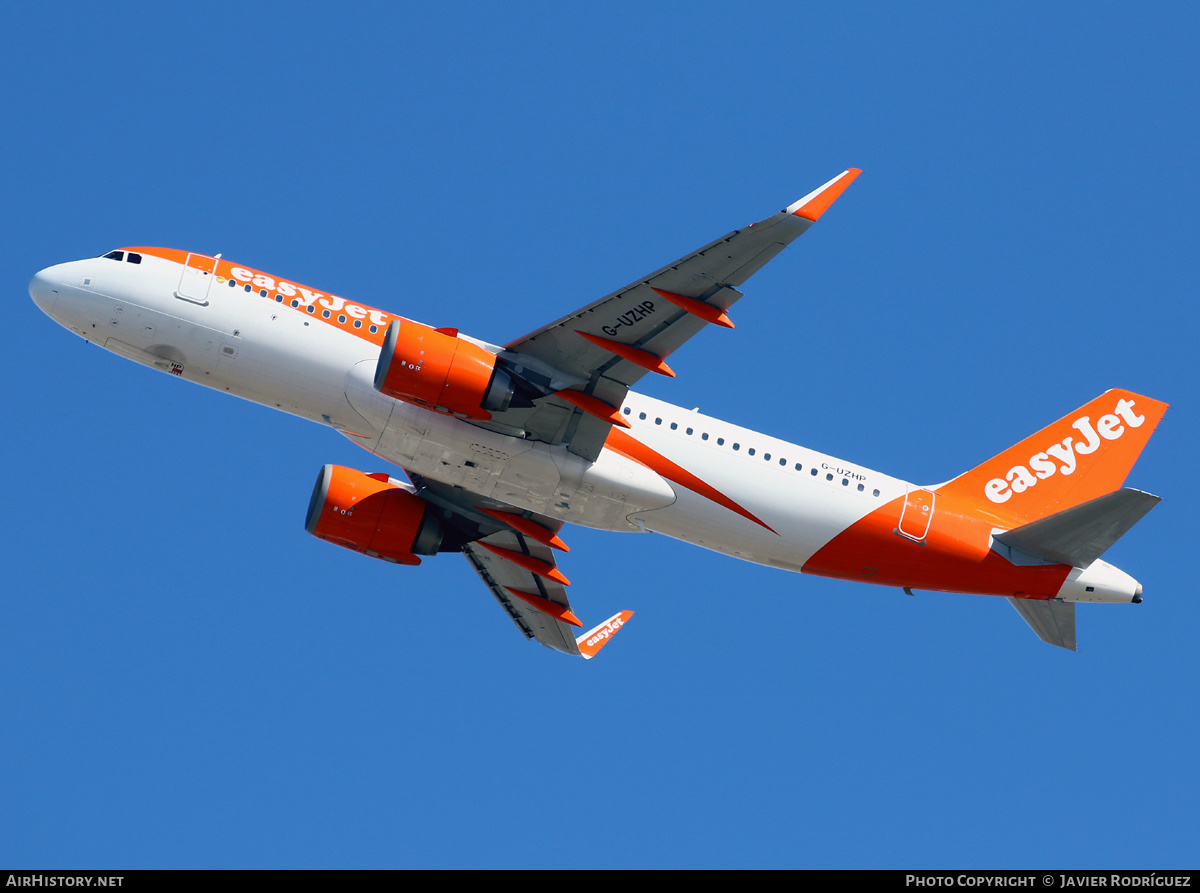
[985,398,1145,504]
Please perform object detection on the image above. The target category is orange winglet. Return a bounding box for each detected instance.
[479,508,569,552]
[577,331,675,377]
[504,587,583,627]
[575,610,635,660]
[556,390,631,428]
[479,543,571,586]
[789,168,861,222]
[650,288,734,329]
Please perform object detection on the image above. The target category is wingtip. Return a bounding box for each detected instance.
[576,610,634,659]
[787,168,862,222]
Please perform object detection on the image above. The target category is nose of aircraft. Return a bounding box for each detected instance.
[29,266,61,316]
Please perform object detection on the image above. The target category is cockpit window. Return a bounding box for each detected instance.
[103,250,125,261]
[126,252,142,264]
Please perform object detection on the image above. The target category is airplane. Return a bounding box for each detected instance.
[28,169,1168,656]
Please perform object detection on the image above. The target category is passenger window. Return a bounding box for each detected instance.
[748,447,754,455]
[717,438,724,445]
[873,489,880,497]
[369,325,378,334]
[322,310,331,319]
[763,453,770,461]
[623,407,631,415]
[291,299,300,308]
[126,253,142,264]
[655,418,662,425]
[702,433,709,441]
[354,320,362,328]
[228,279,237,287]
[779,458,786,466]
[826,473,833,481]
[794,463,802,470]
[670,422,677,430]
[259,289,268,297]
[811,468,818,476]
[275,295,283,303]
[857,483,865,492]
[639,412,647,420]
[733,443,740,451]
[244,284,252,292]
[338,315,347,323]
[686,428,693,435]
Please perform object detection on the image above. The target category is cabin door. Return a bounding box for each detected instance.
[176,252,219,305]
[897,487,936,543]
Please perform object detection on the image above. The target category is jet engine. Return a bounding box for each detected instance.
[374,319,515,420]
[304,464,445,565]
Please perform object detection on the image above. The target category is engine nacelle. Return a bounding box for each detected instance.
[373,319,514,420]
[304,464,444,565]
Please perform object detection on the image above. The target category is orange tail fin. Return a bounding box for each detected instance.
[937,389,1168,527]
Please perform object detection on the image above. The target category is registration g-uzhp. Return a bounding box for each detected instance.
[29,170,1168,656]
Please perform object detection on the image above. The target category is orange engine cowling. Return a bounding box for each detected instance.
[304,464,444,565]
[373,319,514,420]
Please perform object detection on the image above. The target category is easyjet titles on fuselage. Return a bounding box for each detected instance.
[224,264,391,328]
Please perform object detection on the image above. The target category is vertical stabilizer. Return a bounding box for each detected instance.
[937,390,1167,527]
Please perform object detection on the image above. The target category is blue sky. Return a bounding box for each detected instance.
[3,1,1198,868]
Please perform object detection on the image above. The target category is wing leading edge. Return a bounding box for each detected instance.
[469,169,861,461]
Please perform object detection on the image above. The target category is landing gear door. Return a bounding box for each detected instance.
[176,253,218,305]
[897,487,935,543]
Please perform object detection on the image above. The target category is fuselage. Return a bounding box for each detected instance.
[29,247,1143,606]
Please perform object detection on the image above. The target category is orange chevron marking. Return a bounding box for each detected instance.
[606,428,777,534]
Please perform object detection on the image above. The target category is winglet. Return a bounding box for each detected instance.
[786,168,861,221]
[575,610,634,659]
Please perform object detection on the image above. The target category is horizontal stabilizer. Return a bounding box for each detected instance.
[1008,598,1077,651]
[994,487,1161,568]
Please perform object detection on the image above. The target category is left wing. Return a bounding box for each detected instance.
[470,169,861,461]
[410,473,632,658]
[464,525,584,656]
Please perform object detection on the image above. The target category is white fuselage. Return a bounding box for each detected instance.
[29,251,1141,605]
[30,253,895,561]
